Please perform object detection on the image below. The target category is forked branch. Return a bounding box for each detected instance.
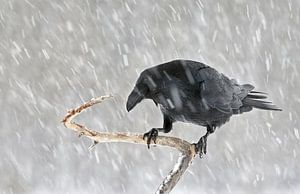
[62,95,197,194]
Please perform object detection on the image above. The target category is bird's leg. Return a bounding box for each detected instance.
[194,125,215,158]
[143,115,173,149]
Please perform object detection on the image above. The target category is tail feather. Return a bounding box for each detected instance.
[250,91,267,95]
[243,93,282,111]
[246,94,268,99]
[245,98,272,104]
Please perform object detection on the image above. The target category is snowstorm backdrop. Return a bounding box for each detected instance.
[1,0,299,193]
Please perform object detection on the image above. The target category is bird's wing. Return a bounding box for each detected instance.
[196,68,250,113]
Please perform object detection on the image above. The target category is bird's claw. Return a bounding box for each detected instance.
[194,136,207,158]
[143,128,158,149]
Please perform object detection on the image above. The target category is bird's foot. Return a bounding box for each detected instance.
[194,136,207,158]
[143,128,158,149]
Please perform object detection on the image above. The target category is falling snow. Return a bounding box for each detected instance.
[0,0,299,194]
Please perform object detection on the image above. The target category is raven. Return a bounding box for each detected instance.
[126,59,281,157]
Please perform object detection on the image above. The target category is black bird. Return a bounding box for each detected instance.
[126,60,281,157]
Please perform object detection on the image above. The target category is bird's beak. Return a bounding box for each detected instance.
[126,89,144,112]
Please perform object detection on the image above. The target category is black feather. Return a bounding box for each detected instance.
[243,97,282,111]
[250,91,268,95]
[246,94,268,99]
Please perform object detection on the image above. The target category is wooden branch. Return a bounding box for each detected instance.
[62,95,197,194]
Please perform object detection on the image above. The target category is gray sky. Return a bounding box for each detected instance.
[0,0,299,193]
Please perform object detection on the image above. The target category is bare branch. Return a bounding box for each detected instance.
[62,95,197,194]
